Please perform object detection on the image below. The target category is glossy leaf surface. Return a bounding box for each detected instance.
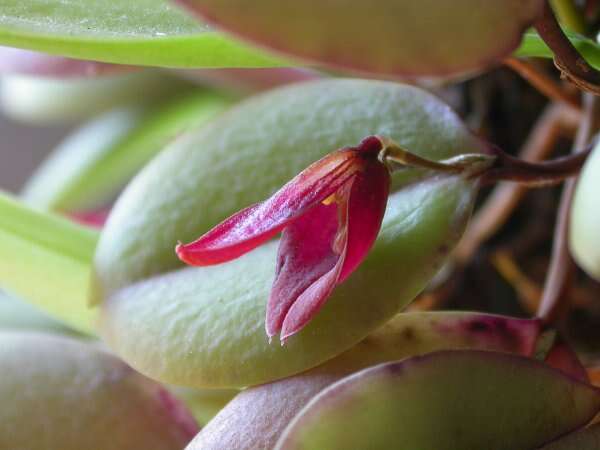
[277,351,600,450]
[0,331,197,449]
[92,79,485,388]
[23,91,232,212]
[0,0,285,68]
[177,0,543,77]
[186,312,541,450]
[570,142,600,281]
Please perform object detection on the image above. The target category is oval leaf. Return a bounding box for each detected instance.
[186,312,541,450]
[570,142,600,281]
[0,331,197,449]
[23,91,232,212]
[177,0,543,77]
[276,350,600,450]
[0,0,285,68]
[92,79,485,388]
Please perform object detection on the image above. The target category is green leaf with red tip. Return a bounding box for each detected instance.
[276,350,600,450]
[91,79,485,388]
[185,312,541,450]
[540,423,600,449]
[0,331,197,449]
[177,0,543,77]
[23,90,233,213]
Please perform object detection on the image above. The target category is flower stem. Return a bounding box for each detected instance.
[380,136,589,187]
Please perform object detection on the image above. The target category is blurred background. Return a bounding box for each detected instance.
[0,115,66,192]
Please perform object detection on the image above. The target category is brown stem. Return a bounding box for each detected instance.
[455,104,580,263]
[505,57,580,109]
[537,94,600,323]
[481,143,591,186]
[534,0,600,94]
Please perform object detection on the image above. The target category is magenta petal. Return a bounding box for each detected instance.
[339,160,390,282]
[176,150,359,266]
[266,201,341,338]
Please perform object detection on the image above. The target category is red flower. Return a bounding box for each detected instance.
[176,136,390,342]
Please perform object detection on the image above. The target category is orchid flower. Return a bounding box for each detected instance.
[176,136,488,342]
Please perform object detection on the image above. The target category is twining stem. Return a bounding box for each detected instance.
[0,191,99,333]
[455,103,580,263]
[504,57,580,109]
[537,94,600,323]
[481,143,591,186]
[534,0,600,94]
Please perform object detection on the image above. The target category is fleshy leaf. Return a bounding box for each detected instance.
[0,0,286,68]
[177,0,543,77]
[171,386,238,425]
[23,91,232,212]
[185,312,541,450]
[93,79,485,388]
[0,70,189,124]
[570,142,600,281]
[276,351,600,450]
[0,331,197,449]
[0,192,98,333]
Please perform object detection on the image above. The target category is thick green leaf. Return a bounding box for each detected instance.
[540,423,600,449]
[276,351,600,450]
[0,331,197,449]
[186,312,541,450]
[92,79,485,388]
[0,70,188,124]
[0,192,98,332]
[178,0,543,77]
[570,142,600,281]
[0,0,286,68]
[23,91,233,212]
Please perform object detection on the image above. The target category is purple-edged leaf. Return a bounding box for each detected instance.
[185,312,541,450]
[540,423,600,449]
[0,46,136,78]
[544,339,589,382]
[0,331,197,450]
[176,0,543,77]
[276,350,600,450]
